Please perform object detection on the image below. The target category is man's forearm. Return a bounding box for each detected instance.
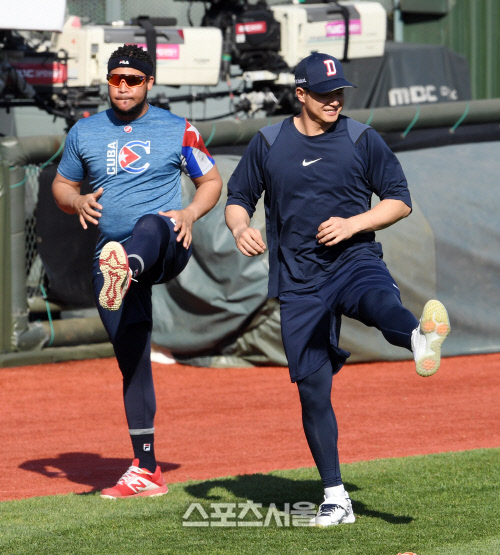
[349,199,411,234]
[225,204,251,237]
[186,178,222,221]
[225,203,265,256]
[52,180,81,214]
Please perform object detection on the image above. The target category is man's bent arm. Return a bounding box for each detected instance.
[349,198,411,234]
[52,172,103,230]
[52,172,83,214]
[187,165,223,221]
[317,199,411,247]
[225,204,266,257]
[160,165,222,248]
[225,204,250,237]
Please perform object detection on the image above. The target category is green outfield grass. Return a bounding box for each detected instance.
[1,448,498,555]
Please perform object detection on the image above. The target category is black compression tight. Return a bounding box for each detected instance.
[357,288,418,350]
[296,360,341,488]
[296,289,418,487]
[113,321,156,432]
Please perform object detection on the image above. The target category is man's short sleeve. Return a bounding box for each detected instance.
[360,129,412,209]
[57,124,86,182]
[226,132,268,219]
[181,121,215,178]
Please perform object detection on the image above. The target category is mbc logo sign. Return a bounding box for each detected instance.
[388,85,458,106]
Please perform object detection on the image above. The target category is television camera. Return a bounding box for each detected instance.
[0,0,386,130]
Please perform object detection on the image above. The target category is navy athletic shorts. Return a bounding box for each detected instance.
[278,242,401,382]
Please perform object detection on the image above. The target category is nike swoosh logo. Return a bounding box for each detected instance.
[302,158,322,166]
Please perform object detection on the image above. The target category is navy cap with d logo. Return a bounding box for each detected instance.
[294,53,356,93]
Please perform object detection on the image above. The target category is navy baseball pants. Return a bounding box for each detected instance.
[92,214,191,440]
[279,243,419,487]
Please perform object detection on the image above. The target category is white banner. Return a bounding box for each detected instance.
[0,0,66,32]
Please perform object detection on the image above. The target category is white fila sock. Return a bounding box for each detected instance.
[324,484,346,499]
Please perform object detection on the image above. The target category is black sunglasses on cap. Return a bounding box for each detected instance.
[106,74,147,88]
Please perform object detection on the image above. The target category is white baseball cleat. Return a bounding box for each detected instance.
[412,300,450,377]
[309,493,356,527]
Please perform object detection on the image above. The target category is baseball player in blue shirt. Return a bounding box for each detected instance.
[225,53,450,527]
[52,44,222,498]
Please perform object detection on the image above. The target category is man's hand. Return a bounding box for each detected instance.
[233,226,266,257]
[72,187,103,230]
[317,216,356,246]
[52,172,103,230]
[225,204,266,257]
[159,207,196,249]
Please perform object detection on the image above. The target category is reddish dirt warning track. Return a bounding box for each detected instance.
[1,353,499,502]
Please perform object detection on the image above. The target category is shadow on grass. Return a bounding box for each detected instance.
[19,452,180,492]
[185,475,412,524]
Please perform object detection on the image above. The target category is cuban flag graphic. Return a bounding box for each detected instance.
[181,121,214,178]
[119,140,151,174]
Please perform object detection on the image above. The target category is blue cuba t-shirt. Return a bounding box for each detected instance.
[226,115,412,298]
[57,105,214,255]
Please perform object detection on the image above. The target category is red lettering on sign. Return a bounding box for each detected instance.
[235,21,267,35]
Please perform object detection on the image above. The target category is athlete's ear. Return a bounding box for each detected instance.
[296,87,306,104]
[147,75,155,91]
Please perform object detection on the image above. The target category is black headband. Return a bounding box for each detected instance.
[108,56,154,76]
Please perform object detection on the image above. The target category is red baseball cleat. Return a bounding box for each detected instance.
[100,459,168,499]
[98,241,132,311]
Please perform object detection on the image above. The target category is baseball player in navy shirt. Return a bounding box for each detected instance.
[225,53,450,526]
[52,45,222,498]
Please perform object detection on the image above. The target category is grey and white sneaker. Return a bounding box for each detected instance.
[309,493,356,527]
[412,300,450,377]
